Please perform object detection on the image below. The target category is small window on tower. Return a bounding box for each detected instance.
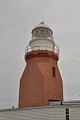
[52,67,56,77]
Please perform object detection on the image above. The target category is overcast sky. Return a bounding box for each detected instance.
[0,0,80,108]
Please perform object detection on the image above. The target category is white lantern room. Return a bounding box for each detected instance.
[26,22,59,55]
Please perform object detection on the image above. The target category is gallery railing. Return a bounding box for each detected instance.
[25,45,59,56]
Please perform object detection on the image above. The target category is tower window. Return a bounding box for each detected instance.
[52,67,56,77]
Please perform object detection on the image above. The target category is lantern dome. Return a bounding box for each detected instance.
[26,22,59,55]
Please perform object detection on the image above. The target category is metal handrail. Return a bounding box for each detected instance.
[25,45,59,56]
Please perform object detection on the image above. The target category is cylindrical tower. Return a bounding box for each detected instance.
[19,22,63,108]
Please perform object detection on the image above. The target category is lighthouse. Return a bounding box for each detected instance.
[18,22,63,108]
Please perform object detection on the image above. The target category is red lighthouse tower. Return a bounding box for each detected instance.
[19,22,63,108]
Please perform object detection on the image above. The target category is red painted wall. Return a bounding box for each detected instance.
[19,50,63,108]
